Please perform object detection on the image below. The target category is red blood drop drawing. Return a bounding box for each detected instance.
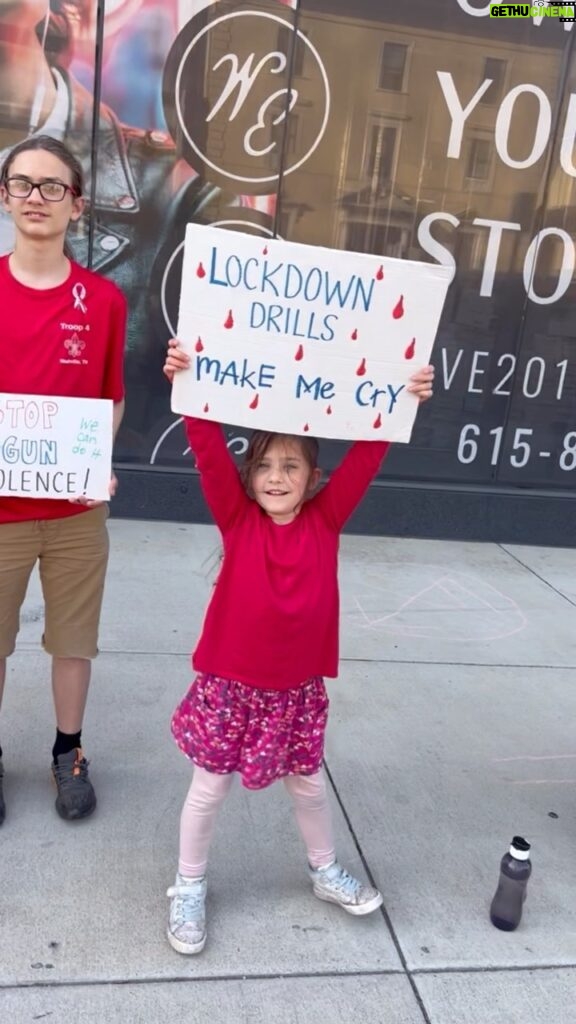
[249,394,259,410]
[295,344,304,361]
[303,423,310,432]
[404,337,416,360]
[203,403,209,413]
[392,295,404,319]
[376,265,384,281]
[351,329,358,341]
[356,358,367,376]
[224,310,234,329]
[195,337,204,353]
[263,246,268,255]
[373,413,382,429]
[196,262,206,278]
[326,405,333,415]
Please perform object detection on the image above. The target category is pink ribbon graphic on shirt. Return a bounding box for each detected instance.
[72,283,87,313]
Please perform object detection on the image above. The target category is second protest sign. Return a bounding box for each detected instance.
[0,394,112,500]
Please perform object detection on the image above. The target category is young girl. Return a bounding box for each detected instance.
[164,339,433,954]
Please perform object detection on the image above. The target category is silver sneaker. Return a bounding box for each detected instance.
[310,861,383,916]
[166,873,207,954]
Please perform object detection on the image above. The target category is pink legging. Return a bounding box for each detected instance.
[178,766,336,877]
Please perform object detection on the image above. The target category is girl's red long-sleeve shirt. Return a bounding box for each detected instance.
[185,418,390,691]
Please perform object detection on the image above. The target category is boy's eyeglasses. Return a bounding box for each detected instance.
[4,177,78,202]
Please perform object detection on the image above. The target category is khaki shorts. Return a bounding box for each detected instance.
[0,506,110,660]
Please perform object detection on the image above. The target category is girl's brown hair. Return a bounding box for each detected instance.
[240,431,320,492]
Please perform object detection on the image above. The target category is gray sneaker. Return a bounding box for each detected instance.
[167,873,207,954]
[310,861,383,916]
[52,748,96,821]
[0,758,5,826]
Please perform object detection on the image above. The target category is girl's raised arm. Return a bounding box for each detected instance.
[164,340,249,532]
[314,365,434,531]
[184,418,249,533]
[314,440,391,532]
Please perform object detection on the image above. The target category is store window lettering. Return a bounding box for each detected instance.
[419,215,575,303]
[207,52,298,158]
[438,75,555,170]
[436,73,576,173]
[457,424,576,472]
[441,350,569,399]
[169,10,330,188]
[207,51,294,123]
[403,69,576,304]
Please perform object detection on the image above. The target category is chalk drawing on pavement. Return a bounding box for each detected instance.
[345,568,527,643]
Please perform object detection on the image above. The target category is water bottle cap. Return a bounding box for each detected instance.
[510,836,531,860]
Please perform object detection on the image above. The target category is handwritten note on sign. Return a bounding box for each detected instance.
[172,225,452,441]
[0,394,112,500]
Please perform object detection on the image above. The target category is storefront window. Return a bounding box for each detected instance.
[378,41,409,92]
[479,57,507,105]
[1,0,575,497]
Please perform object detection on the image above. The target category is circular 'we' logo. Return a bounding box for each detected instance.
[162,3,330,194]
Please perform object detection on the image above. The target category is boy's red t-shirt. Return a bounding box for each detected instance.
[0,256,126,524]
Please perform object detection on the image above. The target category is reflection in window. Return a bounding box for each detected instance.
[364,121,399,191]
[466,138,492,182]
[346,222,406,259]
[276,25,306,77]
[270,113,299,171]
[284,113,299,155]
[479,57,507,105]
[458,230,486,272]
[378,42,408,92]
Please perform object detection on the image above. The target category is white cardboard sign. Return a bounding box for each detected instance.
[0,394,112,500]
[172,224,452,441]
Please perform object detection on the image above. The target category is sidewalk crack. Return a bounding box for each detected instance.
[323,757,432,1024]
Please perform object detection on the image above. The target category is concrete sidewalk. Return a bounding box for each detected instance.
[2,522,576,1023]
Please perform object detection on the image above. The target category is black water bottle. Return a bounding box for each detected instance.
[490,836,532,931]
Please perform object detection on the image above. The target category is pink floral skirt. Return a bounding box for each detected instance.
[171,673,329,790]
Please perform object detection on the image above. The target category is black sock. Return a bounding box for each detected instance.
[52,729,82,762]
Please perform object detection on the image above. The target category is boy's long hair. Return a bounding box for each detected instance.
[1,135,84,198]
[240,431,320,494]
[1,136,84,261]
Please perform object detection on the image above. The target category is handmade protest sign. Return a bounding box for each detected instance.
[172,225,453,441]
[0,394,112,500]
